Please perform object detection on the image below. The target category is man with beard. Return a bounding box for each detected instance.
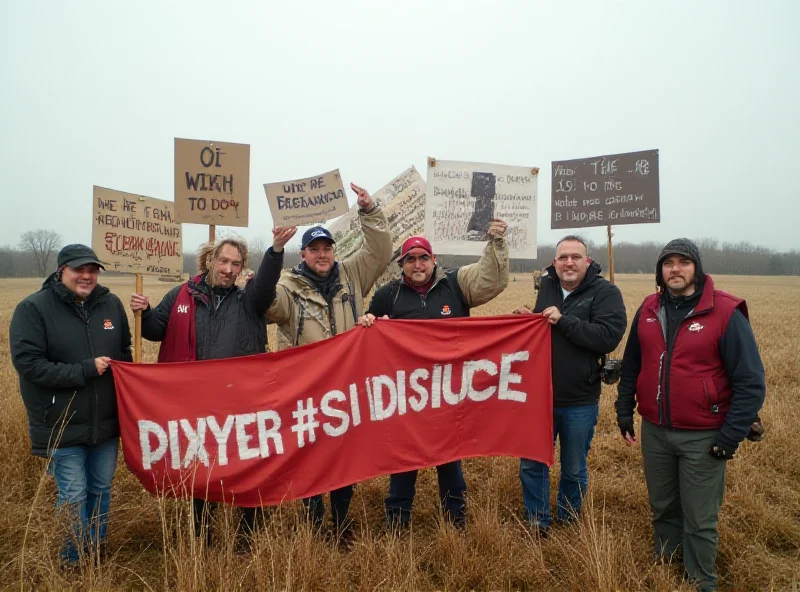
[357,219,510,530]
[130,229,291,544]
[265,182,392,544]
[615,238,766,592]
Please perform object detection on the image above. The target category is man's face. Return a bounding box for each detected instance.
[301,239,335,276]
[661,254,696,295]
[61,264,100,300]
[211,244,243,288]
[402,248,436,285]
[554,240,590,287]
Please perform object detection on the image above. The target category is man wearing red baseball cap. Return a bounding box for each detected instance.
[358,218,510,529]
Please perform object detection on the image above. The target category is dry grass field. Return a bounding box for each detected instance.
[0,273,798,591]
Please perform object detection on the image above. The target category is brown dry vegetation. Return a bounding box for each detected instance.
[0,274,798,591]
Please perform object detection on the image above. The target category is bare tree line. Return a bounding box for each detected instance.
[1,230,798,278]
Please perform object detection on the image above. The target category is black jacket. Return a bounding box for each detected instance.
[141,250,282,359]
[534,262,627,407]
[367,267,470,320]
[10,276,132,456]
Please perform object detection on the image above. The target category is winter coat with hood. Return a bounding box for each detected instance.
[10,275,132,457]
[267,205,393,350]
[367,236,509,320]
[534,261,627,407]
[615,238,766,452]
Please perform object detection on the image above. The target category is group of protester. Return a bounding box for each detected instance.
[10,182,766,592]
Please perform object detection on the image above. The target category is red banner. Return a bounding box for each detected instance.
[112,315,553,506]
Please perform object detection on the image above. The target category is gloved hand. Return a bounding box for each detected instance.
[709,439,737,460]
[618,416,636,442]
[746,418,765,442]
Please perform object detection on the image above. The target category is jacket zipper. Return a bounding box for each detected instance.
[659,307,703,429]
[78,302,99,446]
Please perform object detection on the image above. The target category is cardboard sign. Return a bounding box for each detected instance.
[174,138,250,227]
[425,159,538,258]
[92,186,183,277]
[264,169,349,226]
[551,149,660,229]
[330,166,426,259]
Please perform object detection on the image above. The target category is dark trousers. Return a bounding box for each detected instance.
[641,420,727,592]
[385,460,467,527]
[191,498,263,544]
[303,485,354,531]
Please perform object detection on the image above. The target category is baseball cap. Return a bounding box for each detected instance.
[399,236,433,261]
[57,244,105,270]
[300,226,336,250]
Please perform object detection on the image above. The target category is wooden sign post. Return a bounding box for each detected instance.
[134,274,143,362]
[607,225,615,285]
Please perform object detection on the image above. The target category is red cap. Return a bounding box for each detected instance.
[400,236,433,260]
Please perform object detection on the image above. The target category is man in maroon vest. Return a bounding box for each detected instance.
[615,238,766,592]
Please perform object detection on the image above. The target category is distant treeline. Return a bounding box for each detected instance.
[1,239,797,278]
[239,238,800,278]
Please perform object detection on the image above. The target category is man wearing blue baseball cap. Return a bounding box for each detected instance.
[266,182,393,546]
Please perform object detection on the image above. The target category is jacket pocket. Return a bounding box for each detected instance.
[45,393,75,429]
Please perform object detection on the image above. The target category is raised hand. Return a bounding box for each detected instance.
[272,226,298,252]
[351,182,374,211]
[486,218,508,239]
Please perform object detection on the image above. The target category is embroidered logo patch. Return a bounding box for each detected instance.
[103,319,114,330]
[441,305,452,316]
[688,322,704,332]
[646,318,658,323]
[177,304,189,314]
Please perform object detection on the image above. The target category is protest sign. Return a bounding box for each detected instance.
[264,169,349,226]
[425,159,538,258]
[112,315,553,506]
[551,149,660,229]
[330,166,426,259]
[174,138,250,227]
[92,186,183,277]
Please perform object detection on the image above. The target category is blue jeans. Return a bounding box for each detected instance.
[519,404,598,529]
[47,437,119,564]
[385,460,467,527]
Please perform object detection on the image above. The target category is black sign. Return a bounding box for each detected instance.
[550,149,659,229]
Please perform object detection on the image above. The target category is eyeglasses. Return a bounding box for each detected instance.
[556,255,585,263]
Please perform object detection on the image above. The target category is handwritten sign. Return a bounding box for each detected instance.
[174,138,250,227]
[92,186,183,277]
[264,169,349,226]
[425,159,538,258]
[550,149,660,229]
[330,166,426,259]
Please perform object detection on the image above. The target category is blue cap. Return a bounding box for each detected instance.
[300,226,336,250]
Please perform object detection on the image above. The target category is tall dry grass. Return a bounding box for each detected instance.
[0,273,798,591]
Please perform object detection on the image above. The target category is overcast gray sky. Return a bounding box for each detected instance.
[2,0,798,255]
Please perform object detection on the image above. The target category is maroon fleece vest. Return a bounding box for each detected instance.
[157,276,201,363]
[635,275,747,430]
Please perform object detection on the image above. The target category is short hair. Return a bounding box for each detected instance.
[196,237,249,274]
[556,235,588,254]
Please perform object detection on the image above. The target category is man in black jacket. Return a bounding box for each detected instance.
[514,235,626,534]
[130,229,291,543]
[358,219,509,529]
[10,244,132,566]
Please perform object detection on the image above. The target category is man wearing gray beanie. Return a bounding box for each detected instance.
[615,238,766,592]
